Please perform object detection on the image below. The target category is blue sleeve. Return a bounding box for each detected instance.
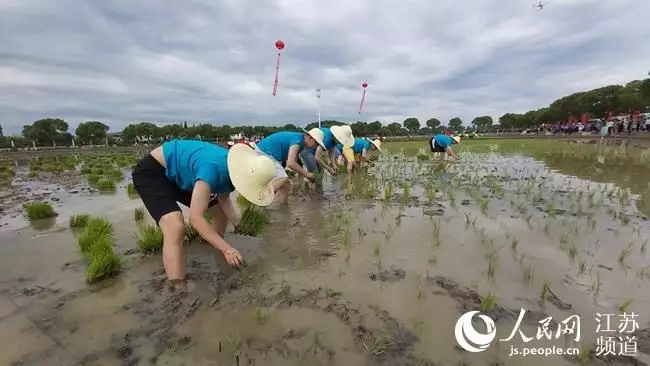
[364,140,372,150]
[290,134,303,148]
[195,165,220,194]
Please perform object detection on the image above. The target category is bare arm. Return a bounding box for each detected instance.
[446,147,460,160]
[217,194,239,227]
[328,148,337,167]
[286,145,314,179]
[315,146,335,174]
[189,181,242,266]
[359,149,374,164]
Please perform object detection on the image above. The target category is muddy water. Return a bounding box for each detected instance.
[1,150,650,366]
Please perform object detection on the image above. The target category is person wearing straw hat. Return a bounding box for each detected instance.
[429,133,460,160]
[335,137,382,172]
[131,139,277,292]
[299,125,356,178]
[254,129,326,202]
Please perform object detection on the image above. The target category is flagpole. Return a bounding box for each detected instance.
[316,88,322,128]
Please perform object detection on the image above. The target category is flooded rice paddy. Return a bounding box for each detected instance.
[1,139,650,366]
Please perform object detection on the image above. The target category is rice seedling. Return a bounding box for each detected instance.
[69,214,90,228]
[77,228,111,254]
[85,240,121,284]
[540,280,550,302]
[618,299,634,313]
[127,183,138,196]
[84,217,113,237]
[136,224,164,254]
[620,214,629,226]
[416,153,429,161]
[522,265,534,285]
[252,307,268,324]
[402,182,411,204]
[326,288,341,297]
[479,293,497,312]
[134,207,145,221]
[184,221,199,242]
[96,178,116,190]
[24,201,56,220]
[234,205,270,236]
[641,240,647,256]
[479,197,489,215]
[590,271,602,296]
[577,260,587,278]
[510,236,519,253]
[87,174,101,184]
[364,334,394,359]
[618,243,633,266]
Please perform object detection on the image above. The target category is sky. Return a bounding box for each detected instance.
[1,0,649,135]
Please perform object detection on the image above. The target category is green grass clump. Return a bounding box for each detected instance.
[184,221,199,242]
[85,239,121,284]
[96,178,116,190]
[136,224,164,254]
[127,183,138,196]
[86,217,113,237]
[69,214,90,228]
[236,194,252,208]
[134,207,145,221]
[87,174,101,184]
[24,201,57,220]
[234,206,270,236]
[105,169,124,180]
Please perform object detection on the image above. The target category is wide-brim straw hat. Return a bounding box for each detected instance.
[303,128,326,149]
[330,125,355,147]
[227,143,276,207]
[451,135,461,144]
[370,139,382,151]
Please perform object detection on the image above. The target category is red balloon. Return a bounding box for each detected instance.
[362,82,368,88]
[275,40,285,50]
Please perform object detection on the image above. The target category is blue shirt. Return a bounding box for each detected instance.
[434,134,454,149]
[336,138,371,154]
[162,140,234,194]
[256,131,304,163]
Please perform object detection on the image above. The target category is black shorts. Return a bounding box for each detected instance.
[429,138,446,153]
[131,154,218,224]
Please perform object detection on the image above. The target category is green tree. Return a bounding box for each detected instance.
[403,117,421,133]
[471,116,493,132]
[449,117,463,131]
[425,118,441,130]
[23,118,70,146]
[75,121,109,144]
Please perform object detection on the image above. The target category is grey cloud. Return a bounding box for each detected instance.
[1,0,649,134]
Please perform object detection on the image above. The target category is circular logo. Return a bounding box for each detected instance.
[454,311,496,352]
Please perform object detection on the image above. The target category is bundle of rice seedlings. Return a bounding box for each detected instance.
[69,214,90,228]
[134,207,145,221]
[236,194,252,208]
[184,221,199,242]
[127,183,138,196]
[96,178,116,190]
[136,224,164,254]
[77,230,112,255]
[235,205,270,237]
[86,217,113,237]
[86,240,121,284]
[24,201,57,220]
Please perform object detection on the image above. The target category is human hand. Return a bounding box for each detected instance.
[222,246,243,268]
[306,172,316,183]
[328,166,337,176]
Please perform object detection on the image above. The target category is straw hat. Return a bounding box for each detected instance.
[330,125,355,147]
[451,135,461,144]
[303,128,326,149]
[247,141,257,149]
[369,139,382,151]
[227,143,276,206]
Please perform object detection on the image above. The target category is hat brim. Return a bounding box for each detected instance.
[370,140,382,151]
[331,126,355,148]
[301,128,326,150]
[452,136,461,144]
[227,144,275,207]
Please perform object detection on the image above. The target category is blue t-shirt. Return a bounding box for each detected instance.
[256,131,304,163]
[434,134,454,149]
[335,138,371,154]
[162,140,234,194]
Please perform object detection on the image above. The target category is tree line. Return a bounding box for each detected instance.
[1,78,647,148]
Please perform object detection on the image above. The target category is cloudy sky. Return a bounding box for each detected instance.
[1,0,649,135]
